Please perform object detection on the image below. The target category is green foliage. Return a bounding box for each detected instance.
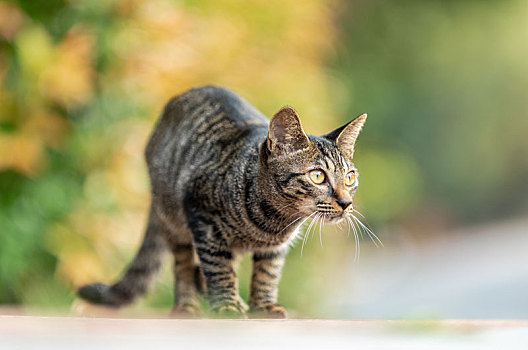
[334,0,528,223]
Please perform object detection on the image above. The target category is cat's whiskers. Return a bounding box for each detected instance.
[293,211,315,238]
[318,213,325,248]
[272,203,311,236]
[272,205,302,230]
[301,213,318,255]
[353,215,364,239]
[343,215,351,238]
[301,212,320,256]
[355,213,382,247]
[277,215,303,235]
[278,207,314,236]
[300,208,380,260]
[351,208,366,219]
[346,215,360,262]
[274,200,300,213]
[349,212,383,248]
[286,212,317,247]
[298,206,380,261]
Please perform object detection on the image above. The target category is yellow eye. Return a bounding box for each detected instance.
[345,171,356,187]
[309,170,325,184]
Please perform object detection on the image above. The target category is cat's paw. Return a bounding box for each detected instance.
[171,303,201,318]
[249,303,288,319]
[212,302,248,319]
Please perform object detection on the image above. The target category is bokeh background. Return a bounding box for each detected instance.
[1,0,527,318]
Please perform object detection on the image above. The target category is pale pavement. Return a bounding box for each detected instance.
[1,316,528,349]
[334,217,528,319]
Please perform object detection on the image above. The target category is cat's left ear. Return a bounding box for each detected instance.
[324,113,367,158]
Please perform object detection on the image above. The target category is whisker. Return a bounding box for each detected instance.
[318,213,325,248]
[291,212,316,246]
[355,215,381,247]
[351,214,383,248]
[278,214,305,235]
[298,213,315,229]
[344,215,351,238]
[273,201,299,213]
[352,208,367,219]
[349,214,365,243]
[351,209,383,246]
[349,213,364,239]
[347,216,360,262]
[301,212,319,256]
[275,203,316,237]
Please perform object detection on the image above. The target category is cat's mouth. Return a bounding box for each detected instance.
[315,210,348,224]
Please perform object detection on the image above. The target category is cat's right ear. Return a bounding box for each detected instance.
[267,106,311,157]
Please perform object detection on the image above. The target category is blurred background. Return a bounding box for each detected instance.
[0,0,527,318]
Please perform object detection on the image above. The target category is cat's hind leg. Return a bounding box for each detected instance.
[78,207,167,307]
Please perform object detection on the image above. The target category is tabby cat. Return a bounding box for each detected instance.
[78,86,367,318]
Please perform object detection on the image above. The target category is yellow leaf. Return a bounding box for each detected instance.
[0,133,44,175]
[39,27,95,107]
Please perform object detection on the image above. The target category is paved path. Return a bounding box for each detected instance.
[2,316,528,349]
[334,217,528,319]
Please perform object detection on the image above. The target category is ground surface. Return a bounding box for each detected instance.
[2,315,528,349]
[336,217,528,319]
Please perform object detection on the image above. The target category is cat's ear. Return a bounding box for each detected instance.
[324,113,367,158]
[267,106,310,156]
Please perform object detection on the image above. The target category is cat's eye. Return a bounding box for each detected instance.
[309,170,325,184]
[345,171,356,187]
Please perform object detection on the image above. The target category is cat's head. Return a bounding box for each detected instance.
[263,106,367,223]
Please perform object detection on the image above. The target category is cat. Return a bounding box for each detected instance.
[78,85,367,318]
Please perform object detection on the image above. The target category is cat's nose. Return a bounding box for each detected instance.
[336,199,352,210]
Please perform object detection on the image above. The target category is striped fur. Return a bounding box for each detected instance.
[78,86,366,318]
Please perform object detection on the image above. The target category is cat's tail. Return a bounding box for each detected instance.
[78,208,167,307]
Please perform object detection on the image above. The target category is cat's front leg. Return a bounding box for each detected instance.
[249,247,288,319]
[191,223,246,318]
